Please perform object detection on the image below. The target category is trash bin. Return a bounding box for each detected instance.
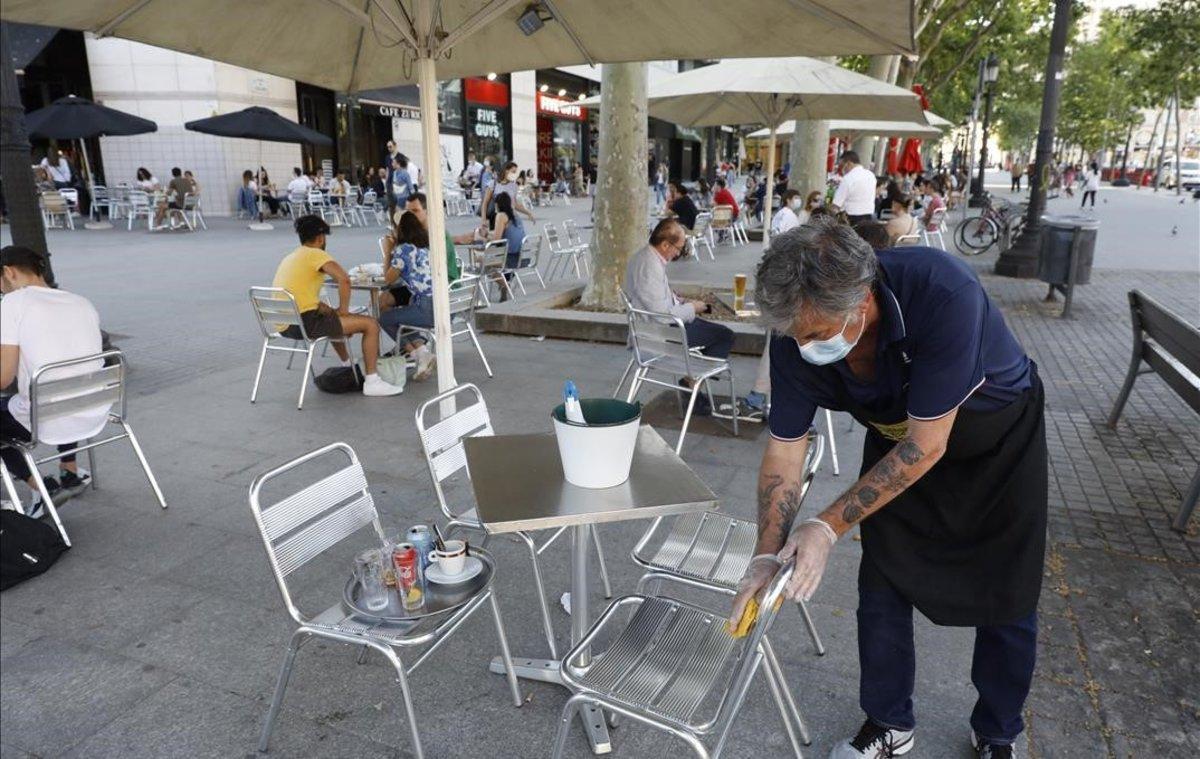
[1037,214,1099,286]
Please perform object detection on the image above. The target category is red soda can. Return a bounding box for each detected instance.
[393,542,425,611]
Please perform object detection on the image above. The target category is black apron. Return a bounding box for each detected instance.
[839,362,1048,627]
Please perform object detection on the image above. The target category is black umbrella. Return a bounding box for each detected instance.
[25,95,158,228]
[184,106,333,228]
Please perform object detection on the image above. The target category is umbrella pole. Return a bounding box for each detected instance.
[250,140,273,230]
[80,139,111,230]
[763,125,778,248]
[414,28,456,404]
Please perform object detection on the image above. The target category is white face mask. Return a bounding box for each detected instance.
[796,311,865,365]
[789,198,803,210]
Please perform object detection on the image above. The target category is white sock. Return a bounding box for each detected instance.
[365,372,379,380]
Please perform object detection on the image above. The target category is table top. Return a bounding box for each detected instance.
[464,425,718,534]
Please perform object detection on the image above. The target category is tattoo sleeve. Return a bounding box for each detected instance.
[826,438,936,533]
[755,469,805,554]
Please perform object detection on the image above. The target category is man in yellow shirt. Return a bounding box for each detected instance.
[272,216,403,396]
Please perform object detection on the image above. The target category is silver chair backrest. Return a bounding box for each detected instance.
[28,350,124,442]
[692,213,712,236]
[249,286,307,341]
[894,233,920,245]
[92,185,109,200]
[415,383,494,521]
[478,239,509,270]
[128,190,150,208]
[307,190,326,207]
[182,193,200,210]
[361,189,377,206]
[627,305,696,377]
[40,191,68,212]
[448,275,482,319]
[563,219,584,247]
[288,191,306,205]
[543,224,564,251]
[517,234,541,268]
[248,442,384,624]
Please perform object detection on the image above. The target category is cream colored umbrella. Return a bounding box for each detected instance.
[1,0,917,397]
[749,118,944,141]
[582,57,925,245]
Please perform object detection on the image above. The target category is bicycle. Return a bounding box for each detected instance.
[954,195,1026,256]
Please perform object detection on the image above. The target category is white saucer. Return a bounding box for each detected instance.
[426,556,483,584]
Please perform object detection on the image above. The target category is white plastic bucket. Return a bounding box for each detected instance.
[551,398,642,489]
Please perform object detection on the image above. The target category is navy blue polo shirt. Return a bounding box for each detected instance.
[768,247,1032,440]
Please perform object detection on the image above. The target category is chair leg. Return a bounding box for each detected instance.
[824,408,840,476]
[379,645,425,759]
[1,460,23,513]
[85,443,98,491]
[1171,465,1200,533]
[535,269,547,289]
[259,630,307,752]
[251,340,269,404]
[551,695,587,759]
[795,599,826,655]
[298,345,317,410]
[612,357,635,399]
[466,325,494,377]
[676,386,702,455]
[23,450,69,546]
[761,640,810,756]
[590,527,613,599]
[1106,356,1140,429]
[123,422,167,509]
[727,370,739,437]
[516,531,559,659]
[487,590,525,707]
[625,368,645,404]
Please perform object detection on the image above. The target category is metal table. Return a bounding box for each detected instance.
[464,425,717,755]
[323,277,386,320]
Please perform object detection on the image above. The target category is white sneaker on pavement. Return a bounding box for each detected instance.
[362,373,404,397]
[829,719,914,759]
[412,347,436,382]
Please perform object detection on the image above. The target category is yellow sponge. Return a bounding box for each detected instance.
[726,596,783,639]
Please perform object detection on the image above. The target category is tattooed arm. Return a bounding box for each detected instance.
[754,435,812,555]
[820,409,958,536]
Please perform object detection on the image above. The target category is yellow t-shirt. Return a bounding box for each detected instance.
[272,245,334,313]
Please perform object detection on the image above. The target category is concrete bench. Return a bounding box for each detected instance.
[1107,290,1200,532]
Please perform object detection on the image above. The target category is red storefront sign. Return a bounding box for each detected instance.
[536,93,587,121]
[537,117,555,182]
[464,77,510,107]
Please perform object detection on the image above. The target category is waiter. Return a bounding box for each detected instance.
[829,150,877,225]
[731,217,1046,759]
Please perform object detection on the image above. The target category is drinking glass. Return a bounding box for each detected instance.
[355,549,390,612]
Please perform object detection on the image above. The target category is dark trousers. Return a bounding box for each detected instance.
[846,213,874,226]
[857,577,1037,744]
[1011,176,1021,191]
[1081,190,1096,207]
[1,405,77,483]
[684,318,734,360]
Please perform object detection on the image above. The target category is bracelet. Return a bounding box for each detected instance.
[750,553,782,566]
[802,518,838,546]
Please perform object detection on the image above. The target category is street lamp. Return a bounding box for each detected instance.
[970,53,1000,207]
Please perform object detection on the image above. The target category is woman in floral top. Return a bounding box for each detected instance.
[378,211,437,380]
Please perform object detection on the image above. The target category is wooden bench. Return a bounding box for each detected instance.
[1107,290,1200,532]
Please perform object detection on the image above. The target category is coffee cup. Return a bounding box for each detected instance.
[431,539,467,577]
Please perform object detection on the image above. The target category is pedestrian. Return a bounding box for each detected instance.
[737,217,1046,759]
[389,155,413,211]
[1062,163,1076,198]
[1010,161,1022,192]
[1081,162,1100,209]
[830,151,877,225]
[654,163,668,205]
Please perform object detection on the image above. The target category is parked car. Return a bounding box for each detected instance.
[1162,157,1200,190]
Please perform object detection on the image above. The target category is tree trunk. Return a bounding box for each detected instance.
[1153,96,1172,192]
[1143,106,1164,183]
[1119,120,1133,177]
[1172,83,1182,196]
[580,62,648,311]
[0,22,53,282]
[791,118,831,202]
[852,55,897,161]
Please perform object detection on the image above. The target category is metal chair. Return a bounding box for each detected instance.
[249,442,522,759]
[89,185,112,222]
[39,191,75,230]
[248,287,350,410]
[416,383,614,660]
[447,275,494,376]
[630,430,827,658]
[923,207,948,249]
[307,190,336,224]
[709,205,738,246]
[180,192,207,230]
[3,350,167,547]
[562,219,592,276]
[477,240,515,301]
[125,190,153,230]
[688,213,716,261]
[504,233,547,294]
[624,305,738,455]
[893,232,921,246]
[283,190,307,218]
[553,558,807,759]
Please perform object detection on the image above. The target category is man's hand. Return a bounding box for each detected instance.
[691,300,708,314]
[729,554,781,627]
[777,519,836,602]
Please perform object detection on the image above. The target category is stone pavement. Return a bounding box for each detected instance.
[0,184,1197,759]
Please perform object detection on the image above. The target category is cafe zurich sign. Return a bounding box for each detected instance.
[537,93,586,121]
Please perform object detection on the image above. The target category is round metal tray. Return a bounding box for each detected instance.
[342,548,495,623]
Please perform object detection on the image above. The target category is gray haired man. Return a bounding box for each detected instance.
[734,218,1046,759]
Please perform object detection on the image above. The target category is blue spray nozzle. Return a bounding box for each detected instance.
[563,380,579,402]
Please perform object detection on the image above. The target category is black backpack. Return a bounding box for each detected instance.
[314,364,365,394]
[1,511,68,590]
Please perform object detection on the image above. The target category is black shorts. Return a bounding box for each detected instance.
[388,285,412,307]
[281,308,344,340]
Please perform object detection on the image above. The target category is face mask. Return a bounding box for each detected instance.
[797,312,864,365]
[789,199,803,210]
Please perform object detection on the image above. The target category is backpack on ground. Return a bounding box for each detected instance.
[1,510,69,590]
[314,364,365,394]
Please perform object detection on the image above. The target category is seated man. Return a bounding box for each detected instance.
[0,246,106,517]
[624,219,734,416]
[712,178,740,220]
[272,216,403,397]
[664,181,699,230]
[154,167,191,227]
[286,168,310,197]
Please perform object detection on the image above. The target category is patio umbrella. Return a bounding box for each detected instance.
[184,106,333,230]
[899,137,923,175]
[1,0,917,397]
[886,137,901,175]
[748,118,945,142]
[24,94,157,229]
[583,57,926,244]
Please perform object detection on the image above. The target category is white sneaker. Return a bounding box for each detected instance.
[412,348,436,382]
[362,373,404,397]
[830,719,914,758]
